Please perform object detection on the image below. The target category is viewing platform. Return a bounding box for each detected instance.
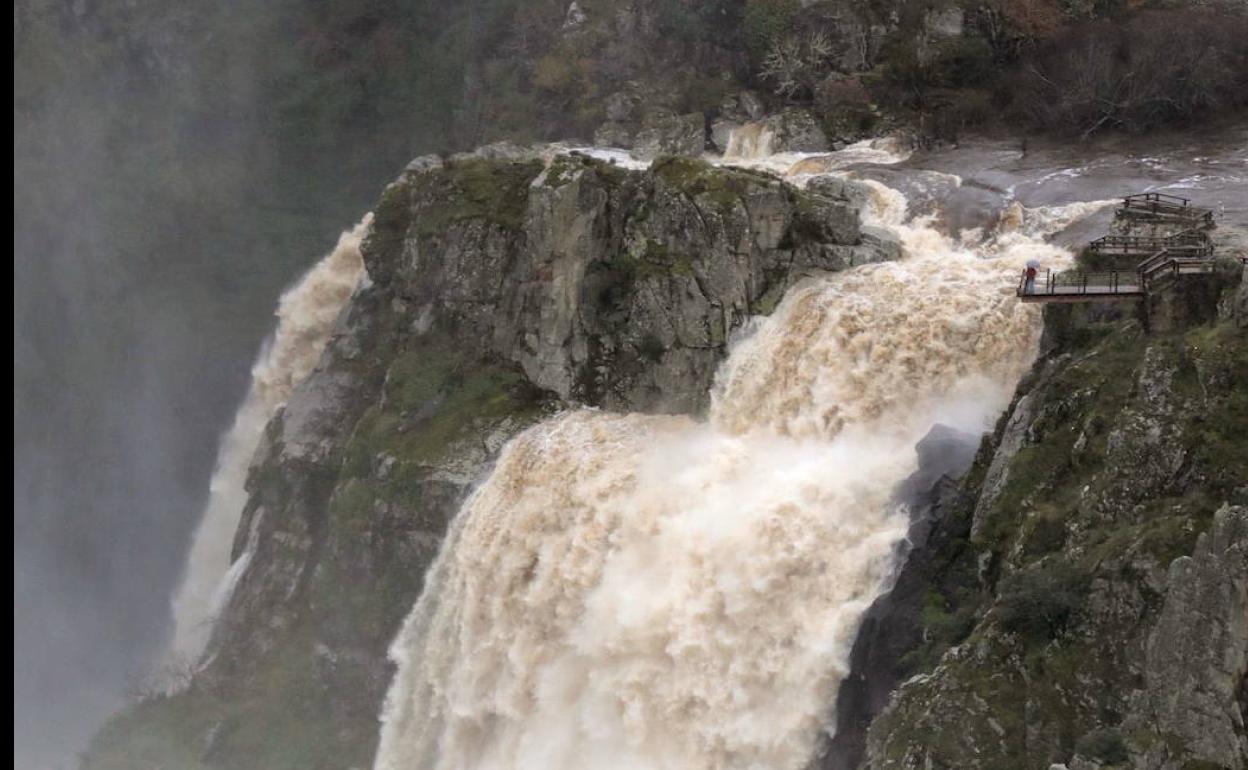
[1115,192,1215,229]
[1018,270,1144,303]
[1086,229,1212,259]
[1017,194,1221,304]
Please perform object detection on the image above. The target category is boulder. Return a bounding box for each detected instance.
[767,108,829,153]
[630,112,706,160]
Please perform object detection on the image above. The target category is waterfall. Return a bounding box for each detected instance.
[164,215,370,671]
[373,159,1115,769]
[724,122,776,160]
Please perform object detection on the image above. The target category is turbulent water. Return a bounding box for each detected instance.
[373,146,1116,770]
[723,122,776,159]
[165,216,369,668]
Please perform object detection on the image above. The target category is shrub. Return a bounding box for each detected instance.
[814,75,878,137]
[1076,728,1129,764]
[935,37,997,89]
[743,0,800,61]
[995,562,1089,641]
[1017,8,1248,135]
[971,0,1064,60]
[760,30,834,99]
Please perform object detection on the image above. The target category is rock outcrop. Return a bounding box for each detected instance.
[854,284,1248,769]
[83,150,893,770]
[628,112,706,160]
[715,108,833,157]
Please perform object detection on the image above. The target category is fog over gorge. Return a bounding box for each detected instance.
[15,2,468,764]
[14,2,1248,770]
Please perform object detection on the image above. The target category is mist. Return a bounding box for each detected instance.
[13,0,489,765]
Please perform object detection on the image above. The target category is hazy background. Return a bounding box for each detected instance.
[13,0,503,765]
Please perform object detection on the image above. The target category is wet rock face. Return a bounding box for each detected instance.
[858,291,1248,770]
[823,424,981,770]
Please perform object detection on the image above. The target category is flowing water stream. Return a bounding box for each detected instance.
[164,216,369,670]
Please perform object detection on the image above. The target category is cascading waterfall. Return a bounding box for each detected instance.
[374,151,1116,770]
[723,122,776,160]
[165,215,370,669]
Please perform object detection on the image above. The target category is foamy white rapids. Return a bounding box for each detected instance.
[710,192,1107,441]
[375,169,1113,770]
[165,215,369,669]
[723,122,776,159]
[717,128,911,178]
[564,145,652,171]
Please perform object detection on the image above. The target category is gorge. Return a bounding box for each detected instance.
[79,126,1248,770]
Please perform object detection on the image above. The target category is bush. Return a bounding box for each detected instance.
[743,0,800,61]
[927,88,995,141]
[995,562,1089,641]
[1017,8,1248,135]
[874,34,999,113]
[1076,728,1129,764]
[935,37,997,89]
[814,75,878,137]
[760,30,834,99]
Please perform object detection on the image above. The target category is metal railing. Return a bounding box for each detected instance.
[1118,193,1215,227]
[1016,193,1222,302]
[1125,192,1192,206]
[1018,268,1142,298]
[1088,229,1211,256]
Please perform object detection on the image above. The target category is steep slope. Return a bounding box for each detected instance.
[83,149,894,770]
[855,264,1248,770]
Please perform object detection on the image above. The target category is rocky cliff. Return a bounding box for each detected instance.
[845,264,1248,770]
[83,148,894,770]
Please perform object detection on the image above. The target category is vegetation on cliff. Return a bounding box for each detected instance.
[858,268,1248,769]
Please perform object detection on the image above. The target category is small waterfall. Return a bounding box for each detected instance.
[164,215,370,672]
[720,133,912,178]
[723,122,776,160]
[373,162,1115,769]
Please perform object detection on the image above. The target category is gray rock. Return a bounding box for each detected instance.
[605,91,637,123]
[593,121,634,149]
[1125,505,1248,769]
[630,112,706,160]
[739,90,765,120]
[404,154,443,174]
[709,117,740,154]
[970,371,1047,540]
[924,7,964,38]
[860,295,1248,770]
[1236,264,1248,328]
[764,108,829,153]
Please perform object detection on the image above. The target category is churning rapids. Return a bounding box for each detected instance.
[162,127,1246,767]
